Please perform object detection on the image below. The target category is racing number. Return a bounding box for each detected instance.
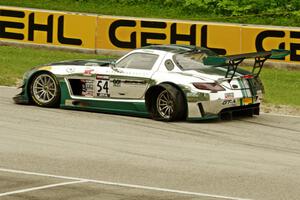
[96,79,110,97]
[97,80,109,93]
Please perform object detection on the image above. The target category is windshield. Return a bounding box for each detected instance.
[173,50,233,76]
[173,49,217,71]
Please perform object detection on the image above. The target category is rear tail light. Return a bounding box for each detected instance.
[242,74,254,79]
[192,82,225,93]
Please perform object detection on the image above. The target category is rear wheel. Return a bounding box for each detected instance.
[156,90,174,119]
[30,73,60,107]
[151,86,186,121]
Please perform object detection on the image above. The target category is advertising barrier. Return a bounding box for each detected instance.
[1,6,300,64]
[0,6,97,50]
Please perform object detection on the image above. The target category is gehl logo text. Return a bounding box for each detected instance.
[0,9,82,45]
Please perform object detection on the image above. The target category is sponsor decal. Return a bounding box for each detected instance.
[81,79,94,97]
[83,68,94,76]
[112,79,121,87]
[222,99,236,105]
[123,80,146,85]
[225,92,234,99]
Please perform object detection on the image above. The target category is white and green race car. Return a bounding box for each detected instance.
[13,45,289,121]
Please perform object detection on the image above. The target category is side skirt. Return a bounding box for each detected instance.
[59,81,150,118]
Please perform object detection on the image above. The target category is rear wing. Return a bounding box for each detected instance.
[203,49,290,82]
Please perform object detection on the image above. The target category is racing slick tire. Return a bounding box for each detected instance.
[151,86,186,122]
[29,72,61,107]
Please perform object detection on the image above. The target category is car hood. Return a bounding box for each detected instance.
[47,59,115,67]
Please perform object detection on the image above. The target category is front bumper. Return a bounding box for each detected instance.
[13,84,30,104]
[13,94,30,104]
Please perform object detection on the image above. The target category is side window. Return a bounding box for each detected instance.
[116,53,159,70]
[165,59,174,71]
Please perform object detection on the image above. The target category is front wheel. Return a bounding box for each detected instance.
[30,72,60,107]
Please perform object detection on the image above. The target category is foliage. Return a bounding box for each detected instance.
[1,0,300,26]
[98,0,300,17]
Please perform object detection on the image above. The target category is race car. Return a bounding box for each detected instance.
[13,45,289,121]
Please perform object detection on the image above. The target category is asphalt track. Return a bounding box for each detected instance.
[0,86,300,200]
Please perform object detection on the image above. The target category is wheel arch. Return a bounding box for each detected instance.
[145,81,188,119]
[26,70,55,98]
[26,70,61,106]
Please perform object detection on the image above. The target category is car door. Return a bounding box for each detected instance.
[109,52,160,99]
[64,62,111,99]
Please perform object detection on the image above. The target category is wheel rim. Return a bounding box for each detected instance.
[157,90,174,119]
[32,74,57,104]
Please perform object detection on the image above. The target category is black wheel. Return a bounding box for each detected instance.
[29,72,60,107]
[151,86,186,121]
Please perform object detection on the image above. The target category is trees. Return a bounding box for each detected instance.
[109,0,299,17]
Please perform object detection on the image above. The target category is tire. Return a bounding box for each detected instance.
[151,86,186,121]
[29,72,61,107]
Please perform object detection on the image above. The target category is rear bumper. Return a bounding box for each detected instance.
[218,103,259,120]
[187,97,260,119]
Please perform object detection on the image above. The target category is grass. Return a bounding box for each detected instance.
[260,68,300,106]
[0,45,299,106]
[0,46,111,86]
[1,0,300,27]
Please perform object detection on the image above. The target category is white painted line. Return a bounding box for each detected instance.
[0,85,17,89]
[261,112,300,118]
[0,180,87,197]
[87,179,253,200]
[0,168,82,181]
[0,167,253,200]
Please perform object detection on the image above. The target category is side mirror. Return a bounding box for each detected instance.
[109,61,122,73]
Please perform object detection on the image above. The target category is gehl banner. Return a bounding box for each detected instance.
[1,6,300,63]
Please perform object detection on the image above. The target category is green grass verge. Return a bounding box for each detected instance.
[1,0,300,27]
[0,46,112,86]
[0,45,299,106]
[260,68,300,106]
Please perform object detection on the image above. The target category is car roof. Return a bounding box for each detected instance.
[140,44,213,54]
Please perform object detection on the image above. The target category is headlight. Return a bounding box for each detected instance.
[192,82,225,93]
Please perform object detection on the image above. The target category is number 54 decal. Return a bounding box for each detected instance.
[95,76,110,97]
